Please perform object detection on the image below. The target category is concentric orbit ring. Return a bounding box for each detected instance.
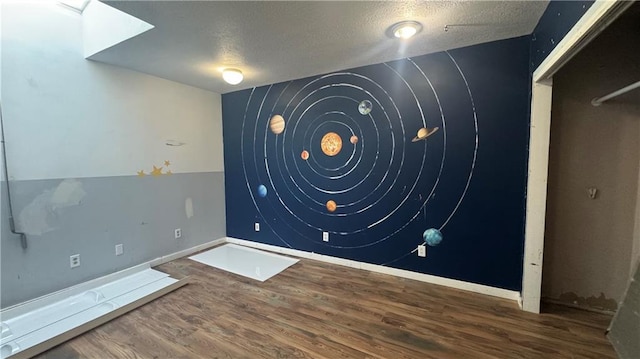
[241,54,476,254]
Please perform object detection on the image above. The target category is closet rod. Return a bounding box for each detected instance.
[591,80,640,106]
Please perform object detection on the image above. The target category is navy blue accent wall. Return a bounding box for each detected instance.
[530,0,594,71]
[223,36,531,291]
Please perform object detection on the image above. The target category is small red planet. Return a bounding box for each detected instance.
[326,200,337,212]
[301,150,309,160]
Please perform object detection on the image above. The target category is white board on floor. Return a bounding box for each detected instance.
[0,269,181,359]
[189,244,298,281]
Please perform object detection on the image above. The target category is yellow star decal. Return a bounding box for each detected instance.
[151,166,163,176]
[165,170,173,175]
[164,160,171,167]
[137,170,146,177]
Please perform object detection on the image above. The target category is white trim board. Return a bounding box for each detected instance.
[189,243,299,282]
[522,80,553,314]
[0,238,226,358]
[0,269,184,359]
[533,1,634,83]
[4,233,520,319]
[225,237,521,302]
[1,237,225,314]
[148,237,227,268]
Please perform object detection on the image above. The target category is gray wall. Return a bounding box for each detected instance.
[542,4,640,311]
[0,2,226,308]
[1,173,225,307]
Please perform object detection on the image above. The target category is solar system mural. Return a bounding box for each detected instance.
[223,36,530,290]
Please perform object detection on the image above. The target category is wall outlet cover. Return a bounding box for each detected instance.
[70,254,80,268]
[175,228,182,239]
[254,222,260,231]
[115,244,124,256]
[418,245,426,257]
[322,232,329,242]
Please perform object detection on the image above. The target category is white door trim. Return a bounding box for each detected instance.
[522,0,633,313]
[522,80,553,313]
[532,0,633,83]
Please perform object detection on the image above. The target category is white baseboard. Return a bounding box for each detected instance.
[3,236,520,315]
[2,238,225,315]
[225,237,522,302]
[1,263,150,318]
[148,238,226,267]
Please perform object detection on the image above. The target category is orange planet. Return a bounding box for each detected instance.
[301,150,309,160]
[326,200,337,212]
[269,115,285,135]
[350,135,358,144]
[321,132,342,156]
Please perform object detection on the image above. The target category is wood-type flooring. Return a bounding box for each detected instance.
[35,250,616,358]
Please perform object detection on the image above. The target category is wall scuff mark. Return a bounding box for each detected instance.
[185,197,194,218]
[165,140,186,147]
[18,179,86,236]
[558,291,618,312]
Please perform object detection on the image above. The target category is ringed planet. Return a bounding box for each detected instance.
[269,114,285,135]
[350,135,359,144]
[326,200,337,212]
[411,127,440,142]
[301,150,309,160]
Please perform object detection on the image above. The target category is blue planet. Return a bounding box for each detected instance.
[257,185,267,198]
[423,228,443,247]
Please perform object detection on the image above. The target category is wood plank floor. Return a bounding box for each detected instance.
[35,250,616,358]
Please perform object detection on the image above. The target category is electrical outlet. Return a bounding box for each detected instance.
[174,228,182,239]
[115,244,123,256]
[70,254,80,268]
[255,222,260,232]
[417,245,426,257]
[322,232,329,242]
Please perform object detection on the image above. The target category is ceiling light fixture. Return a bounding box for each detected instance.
[390,21,423,39]
[222,68,243,85]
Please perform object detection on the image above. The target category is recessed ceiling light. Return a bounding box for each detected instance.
[390,21,423,39]
[222,68,243,85]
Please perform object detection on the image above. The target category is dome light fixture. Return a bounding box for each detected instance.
[390,20,423,39]
[222,68,243,85]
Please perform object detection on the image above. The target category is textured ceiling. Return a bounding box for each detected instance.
[96,1,548,94]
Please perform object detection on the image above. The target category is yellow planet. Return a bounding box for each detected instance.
[321,132,342,156]
[411,127,439,142]
[350,135,359,144]
[270,115,285,135]
[326,200,337,212]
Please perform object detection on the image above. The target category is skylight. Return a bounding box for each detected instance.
[59,0,90,13]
